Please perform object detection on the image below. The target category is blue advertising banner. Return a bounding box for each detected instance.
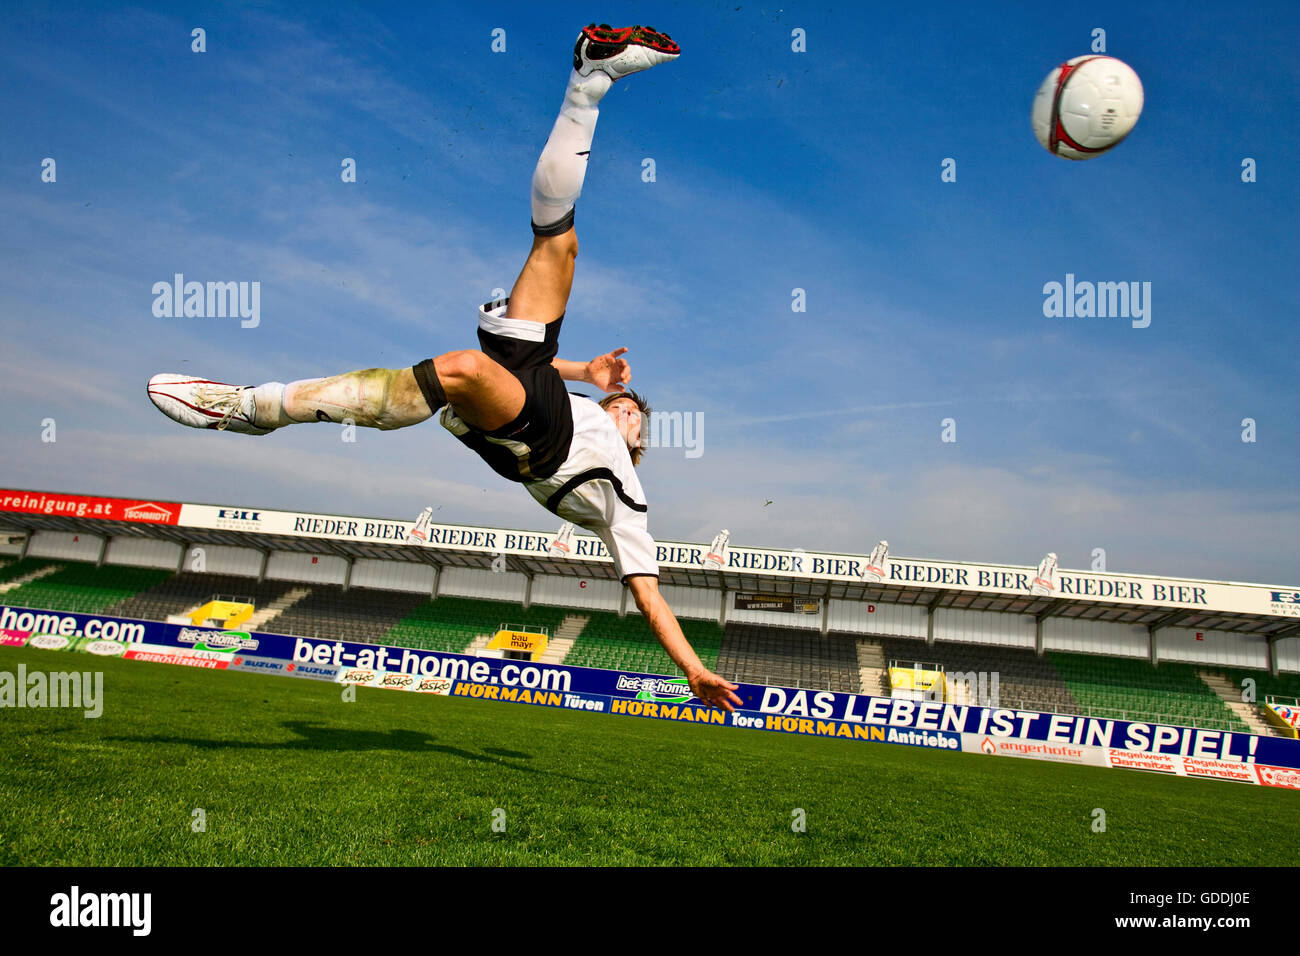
[3,602,1299,774]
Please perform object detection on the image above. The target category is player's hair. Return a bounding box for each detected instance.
[599,389,651,466]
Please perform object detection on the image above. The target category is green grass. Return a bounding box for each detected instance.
[1,643,1296,866]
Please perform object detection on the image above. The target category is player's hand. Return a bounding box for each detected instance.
[687,666,742,713]
[587,347,631,393]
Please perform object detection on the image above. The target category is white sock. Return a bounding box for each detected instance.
[251,379,338,428]
[531,69,612,229]
[250,382,291,428]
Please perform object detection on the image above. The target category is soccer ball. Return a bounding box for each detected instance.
[1032,55,1144,160]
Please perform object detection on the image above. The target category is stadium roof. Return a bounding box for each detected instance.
[2,488,1297,642]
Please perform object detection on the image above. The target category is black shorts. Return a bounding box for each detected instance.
[415,301,575,484]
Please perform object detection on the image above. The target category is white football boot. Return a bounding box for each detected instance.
[573,23,680,81]
[147,374,273,435]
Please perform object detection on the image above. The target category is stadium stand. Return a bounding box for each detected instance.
[0,559,1288,736]
[878,636,1079,713]
[0,557,61,586]
[1206,666,1300,703]
[383,597,572,654]
[108,572,299,623]
[1049,652,1249,732]
[565,611,724,674]
[268,586,428,644]
[715,624,859,692]
[1196,665,1300,736]
[0,562,173,613]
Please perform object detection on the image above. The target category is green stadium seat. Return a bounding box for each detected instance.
[1049,652,1249,733]
[1,561,173,614]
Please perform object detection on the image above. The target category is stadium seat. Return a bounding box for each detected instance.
[712,623,856,691]
[1,561,173,614]
[109,572,299,623]
[1049,652,1249,733]
[264,585,428,644]
[383,597,571,654]
[565,611,723,675]
[877,636,1079,712]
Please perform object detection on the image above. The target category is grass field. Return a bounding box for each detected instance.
[1,643,1296,866]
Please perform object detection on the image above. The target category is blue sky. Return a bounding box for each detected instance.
[1,1,1296,584]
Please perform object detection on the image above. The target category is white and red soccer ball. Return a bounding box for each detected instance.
[1032,55,1144,160]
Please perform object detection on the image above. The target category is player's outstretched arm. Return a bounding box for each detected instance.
[551,348,630,393]
[626,575,742,712]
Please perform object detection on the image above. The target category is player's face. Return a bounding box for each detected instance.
[607,398,642,453]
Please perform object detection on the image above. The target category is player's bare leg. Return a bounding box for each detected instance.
[505,230,578,326]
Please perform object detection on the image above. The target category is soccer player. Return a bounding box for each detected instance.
[147,24,742,712]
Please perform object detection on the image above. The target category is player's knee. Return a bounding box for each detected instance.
[434,350,490,399]
[533,228,578,261]
[561,230,578,261]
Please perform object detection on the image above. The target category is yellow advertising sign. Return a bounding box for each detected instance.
[888,665,947,701]
[190,600,254,630]
[486,629,549,659]
[1263,702,1300,739]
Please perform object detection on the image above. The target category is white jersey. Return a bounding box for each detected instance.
[523,394,659,582]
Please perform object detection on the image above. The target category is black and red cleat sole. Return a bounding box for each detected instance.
[578,22,680,59]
